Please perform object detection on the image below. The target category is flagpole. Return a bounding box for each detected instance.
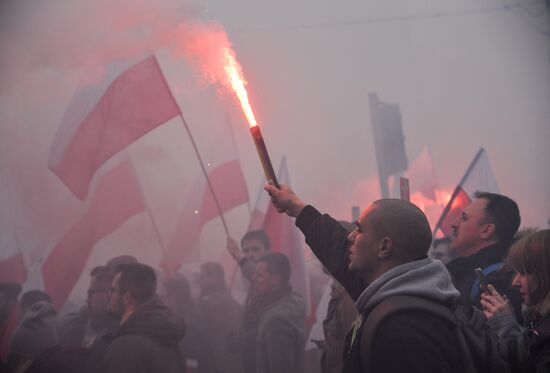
[126,152,167,254]
[149,56,230,237]
[432,147,485,235]
[178,112,230,236]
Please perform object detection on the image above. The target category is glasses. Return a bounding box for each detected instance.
[109,287,123,294]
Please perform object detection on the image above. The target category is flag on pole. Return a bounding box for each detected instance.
[49,55,180,200]
[0,253,26,284]
[0,223,27,284]
[406,146,438,201]
[433,148,499,238]
[252,156,312,314]
[160,87,249,275]
[42,160,145,309]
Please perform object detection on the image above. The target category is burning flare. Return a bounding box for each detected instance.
[222,48,257,128]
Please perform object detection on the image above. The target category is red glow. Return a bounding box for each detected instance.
[222,48,258,127]
[411,189,452,213]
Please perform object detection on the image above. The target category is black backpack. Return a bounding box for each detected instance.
[360,295,510,373]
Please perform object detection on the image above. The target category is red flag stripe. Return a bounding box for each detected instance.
[49,55,180,200]
[43,161,145,309]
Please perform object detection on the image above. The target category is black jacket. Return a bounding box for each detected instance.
[446,242,523,322]
[103,296,185,373]
[522,313,550,373]
[296,205,463,373]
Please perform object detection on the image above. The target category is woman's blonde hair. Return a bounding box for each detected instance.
[508,229,550,305]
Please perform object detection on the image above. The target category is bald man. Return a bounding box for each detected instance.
[265,185,464,373]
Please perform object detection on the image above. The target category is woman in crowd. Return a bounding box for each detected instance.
[481,229,550,373]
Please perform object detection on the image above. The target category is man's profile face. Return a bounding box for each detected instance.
[108,273,124,318]
[241,238,268,262]
[450,198,491,256]
[87,276,110,317]
[347,205,379,274]
[252,261,278,295]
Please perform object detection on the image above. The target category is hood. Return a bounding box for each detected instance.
[10,301,57,358]
[118,296,185,347]
[356,258,460,314]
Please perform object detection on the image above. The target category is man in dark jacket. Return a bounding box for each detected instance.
[266,185,464,373]
[446,191,522,320]
[252,253,306,373]
[57,266,118,349]
[104,263,185,373]
[197,262,242,373]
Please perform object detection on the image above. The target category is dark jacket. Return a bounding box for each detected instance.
[56,306,118,348]
[56,306,118,373]
[255,290,306,373]
[7,302,57,372]
[521,312,550,373]
[296,205,464,373]
[103,296,185,373]
[446,242,523,322]
[234,287,306,373]
[322,280,357,373]
[197,289,243,373]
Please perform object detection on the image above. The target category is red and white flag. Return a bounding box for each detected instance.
[43,160,145,309]
[49,55,180,200]
[434,148,499,238]
[0,208,27,284]
[160,88,249,275]
[250,156,312,314]
[0,253,26,284]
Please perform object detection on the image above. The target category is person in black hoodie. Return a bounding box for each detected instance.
[265,185,464,373]
[446,192,522,321]
[104,263,185,373]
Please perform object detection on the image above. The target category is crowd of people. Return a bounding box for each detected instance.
[0,186,548,373]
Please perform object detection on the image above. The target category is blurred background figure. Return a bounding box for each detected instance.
[7,290,56,373]
[0,283,22,367]
[162,272,207,373]
[197,262,242,373]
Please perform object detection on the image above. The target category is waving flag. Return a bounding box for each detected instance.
[49,55,180,200]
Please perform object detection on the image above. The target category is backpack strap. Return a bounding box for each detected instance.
[470,262,504,302]
[360,296,458,371]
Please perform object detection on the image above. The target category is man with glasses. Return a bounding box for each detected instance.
[57,266,118,349]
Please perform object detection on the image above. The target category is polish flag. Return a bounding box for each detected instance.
[434,148,499,238]
[43,160,145,309]
[49,55,180,200]
[252,156,312,314]
[0,253,26,284]
[160,88,249,275]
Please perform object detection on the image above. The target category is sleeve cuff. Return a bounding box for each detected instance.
[295,205,321,234]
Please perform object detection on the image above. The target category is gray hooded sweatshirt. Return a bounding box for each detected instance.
[355,257,460,314]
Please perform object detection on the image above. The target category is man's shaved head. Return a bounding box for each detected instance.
[368,199,432,262]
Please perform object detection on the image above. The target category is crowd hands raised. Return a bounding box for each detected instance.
[0,181,548,373]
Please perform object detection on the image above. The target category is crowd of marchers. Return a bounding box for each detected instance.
[0,188,549,373]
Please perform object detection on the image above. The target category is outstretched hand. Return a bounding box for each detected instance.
[264,184,306,218]
[227,237,242,262]
[480,284,513,320]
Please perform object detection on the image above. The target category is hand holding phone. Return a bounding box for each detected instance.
[474,268,489,294]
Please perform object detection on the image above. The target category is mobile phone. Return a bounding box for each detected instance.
[474,268,489,294]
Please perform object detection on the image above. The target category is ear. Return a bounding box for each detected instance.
[377,237,393,259]
[480,223,496,240]
[122,292,133,308]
